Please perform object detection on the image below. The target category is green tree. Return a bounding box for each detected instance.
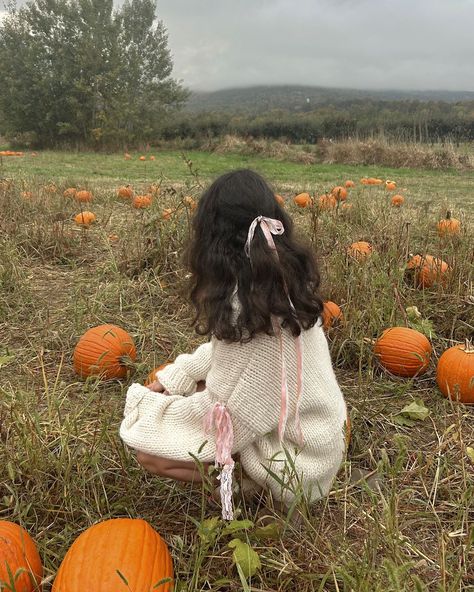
[0,0,188,147]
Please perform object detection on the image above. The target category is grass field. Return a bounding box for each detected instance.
[0,149,473,591]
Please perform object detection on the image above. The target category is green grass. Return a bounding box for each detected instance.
[1,149,474,211]
[0,149,473,591]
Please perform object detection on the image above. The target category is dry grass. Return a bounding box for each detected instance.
[0,161,473,591]
[202,135,474,171]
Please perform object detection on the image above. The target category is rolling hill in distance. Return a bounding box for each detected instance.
[184,85,474,113]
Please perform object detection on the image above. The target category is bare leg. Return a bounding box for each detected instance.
[136,451,211,483]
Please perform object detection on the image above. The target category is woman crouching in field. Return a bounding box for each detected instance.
[120,169,348,519]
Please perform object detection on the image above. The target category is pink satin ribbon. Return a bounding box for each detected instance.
[246,215,304,446]
[207,215,304,521]
[204,402,235,520]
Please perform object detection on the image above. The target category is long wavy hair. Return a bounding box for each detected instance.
[183,169,323,342]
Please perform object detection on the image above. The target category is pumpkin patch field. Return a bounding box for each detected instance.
[0,149,473,591]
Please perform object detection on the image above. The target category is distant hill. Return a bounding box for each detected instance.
[185,85,474,114]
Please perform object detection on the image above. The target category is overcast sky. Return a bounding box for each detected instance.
[2,0,474,91]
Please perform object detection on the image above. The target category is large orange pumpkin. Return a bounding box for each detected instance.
[406,254,449,289]
[391,194,404,207]
[294,192,312,208]
[322,301,343,330]
[0,521,43,592]
[385,180,397,191]
[436,341,474,404]
[347,241,372,260]
[73,324,136,379]
[374,327,431,377]
[132,194,152,209]
[117,185,134,199]
[345,180,355,188]
[52,518,173,592]
[75,190,92,203]
[331,186,347,201]
[74,211,96,227]
[437,211,460,237]
[318,194,337,210]
[63,187,77,198]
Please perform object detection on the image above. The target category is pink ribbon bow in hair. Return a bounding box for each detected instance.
[204,215,304,522]
[245,215,304,447]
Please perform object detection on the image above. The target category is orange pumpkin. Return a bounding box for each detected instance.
[145,362,171,386]
[385,180,397,191]
[347,241,372,260]
[274,193,285,206]
[117,185,134,199]
[149,155,156,161]
[391,194,405,207]
[148,184,161,196]
[331,186,347,201]
[294,192,312,208]
[52,518,173,592]
[437,211,460,237]
[345,180,355,188]
[0,521,43,592]
[318,194,337,210]
[74,211,96,226]
[124,153,131,160]
[139,155,146,161]
[322,301,343,330]
[63,187,77,198]
[360,178,369,185]
[73,324,136,379]
[162,208,174,220]
[75,190,92,203]
[133,195,152,209]
[374,327,431,377]
[183,196,197,210]
[406,254,449,289]
[436,340,474,404]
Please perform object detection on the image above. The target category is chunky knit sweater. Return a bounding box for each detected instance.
[120,309,348,506]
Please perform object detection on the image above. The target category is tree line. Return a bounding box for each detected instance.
[159,101,474,145]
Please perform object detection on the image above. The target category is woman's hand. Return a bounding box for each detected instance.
[147,379,170,395]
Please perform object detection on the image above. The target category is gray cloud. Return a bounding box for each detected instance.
[159,0,474,91]
[3,0,474,91]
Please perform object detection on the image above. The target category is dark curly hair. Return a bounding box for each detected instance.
[183,169,323,342]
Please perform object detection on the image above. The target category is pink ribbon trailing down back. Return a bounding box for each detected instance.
[246,215,304,446]
[207,215,304,521]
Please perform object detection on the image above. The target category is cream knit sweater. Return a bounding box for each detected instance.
[120,304,348,506]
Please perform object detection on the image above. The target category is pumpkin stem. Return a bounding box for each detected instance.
[446,210,451,220]
[464,338,474,353]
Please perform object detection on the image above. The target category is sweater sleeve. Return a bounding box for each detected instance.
[119,336,281,462]
[155,341,213,396]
